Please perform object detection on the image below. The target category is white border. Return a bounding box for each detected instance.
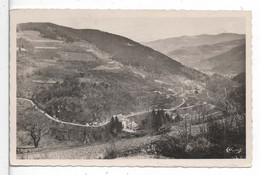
[1,0,260,174]
[0,0,9,175]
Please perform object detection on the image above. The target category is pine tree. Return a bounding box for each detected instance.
[152,109,156,116]
[115,116,122,132]
[150,109,163,132]
[165,113,170,123]
[110,116,115,134]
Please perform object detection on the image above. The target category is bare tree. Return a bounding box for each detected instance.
[194,105,209,134]
[184,114,189,144]
[30,122,49,148]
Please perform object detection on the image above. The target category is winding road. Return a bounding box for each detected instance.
[17,96,185,128]
[18,87,218,129]
[17,91,223,158]
[123,97,185,118]
[17,97,110,128]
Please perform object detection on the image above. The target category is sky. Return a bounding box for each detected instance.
[15,10,246,42]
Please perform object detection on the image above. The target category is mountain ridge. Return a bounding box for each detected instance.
[18,22,207,81]
[143,33,245,56]
[144,33,245,46]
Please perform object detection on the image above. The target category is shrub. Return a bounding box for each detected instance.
[150,134,187,158]
[103,144,118,159]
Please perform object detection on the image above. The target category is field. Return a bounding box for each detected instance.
[18,134,160,159]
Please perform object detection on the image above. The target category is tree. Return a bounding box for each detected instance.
[115,116,123,133]
[150,109,163,132]
[165,113,170,123]
[174,112,181,123]
[110,117,115,134]
[30,123,49,148]
[195,105,209,133]
[109,116,123,137]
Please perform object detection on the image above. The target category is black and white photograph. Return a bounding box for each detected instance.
[9,10,252,166]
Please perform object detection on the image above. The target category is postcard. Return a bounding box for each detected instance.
[10,9,252,167]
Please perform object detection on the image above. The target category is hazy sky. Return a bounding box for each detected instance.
[16,10,246,42]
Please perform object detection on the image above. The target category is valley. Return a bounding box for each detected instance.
[16,22,246,159]
[144,33,246,75]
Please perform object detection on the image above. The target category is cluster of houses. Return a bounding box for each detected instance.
[114,114,139,131]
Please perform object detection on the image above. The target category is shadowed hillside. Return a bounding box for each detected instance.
[233,72,246,84]
[167,39,245,66]
[197,44,245,75]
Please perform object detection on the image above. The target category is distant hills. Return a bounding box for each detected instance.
[143,33,246,75]
[197,44,245,74]
[144,33,245,54]
[167,39,245,65]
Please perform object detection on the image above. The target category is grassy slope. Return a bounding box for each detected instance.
[18,22,207,81]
